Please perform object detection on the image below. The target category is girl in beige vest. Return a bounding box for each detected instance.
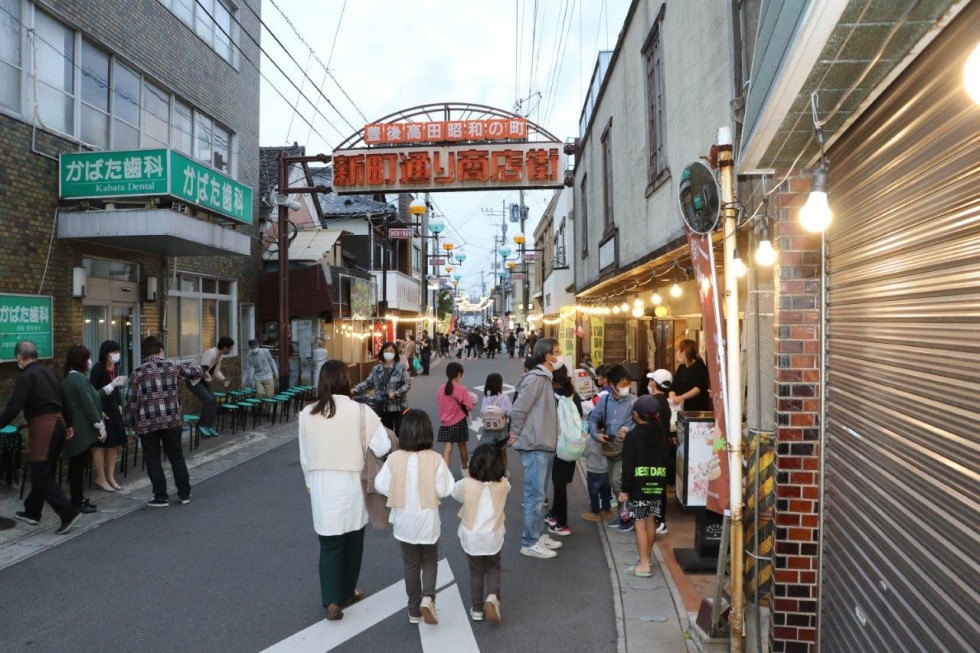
[374,410,455,625]
[451,442,510,623]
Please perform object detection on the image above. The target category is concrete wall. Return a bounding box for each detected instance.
[574,0,735,291]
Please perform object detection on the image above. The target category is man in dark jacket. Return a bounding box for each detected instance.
[0,341,80,534]
[509,338,564,560]
[618,395,670,577]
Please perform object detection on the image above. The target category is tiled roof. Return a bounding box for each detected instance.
[308,166,394,217]
[258,144,305,201]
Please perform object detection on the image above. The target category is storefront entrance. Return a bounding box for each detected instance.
[82,304,137,376]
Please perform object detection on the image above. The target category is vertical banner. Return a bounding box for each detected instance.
[686,229,730,515]
[558,306,578,367]
[590,315,605,367]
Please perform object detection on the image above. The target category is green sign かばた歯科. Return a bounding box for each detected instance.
[59,149,252,224]
[0,295,53,362]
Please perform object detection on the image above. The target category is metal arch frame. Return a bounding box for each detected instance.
[334,102,561,150]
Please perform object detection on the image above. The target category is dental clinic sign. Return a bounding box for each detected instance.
[59,149,252,224]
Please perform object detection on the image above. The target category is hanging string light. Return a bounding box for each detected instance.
[732,248,747,278]
[650,290,662,305]
[755,221,777,266]
[799,91,833,233]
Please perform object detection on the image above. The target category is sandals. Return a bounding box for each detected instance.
[625,564,653,578]
[325,604,344,621]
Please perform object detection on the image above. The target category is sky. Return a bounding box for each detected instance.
[258,0,631,300]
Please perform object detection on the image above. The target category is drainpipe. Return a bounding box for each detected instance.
[719,126,745,651]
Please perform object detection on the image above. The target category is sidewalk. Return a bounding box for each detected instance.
[575,463,698,653]
[0,419,298,571]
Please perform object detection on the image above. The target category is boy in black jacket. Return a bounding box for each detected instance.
[618,394,670,578]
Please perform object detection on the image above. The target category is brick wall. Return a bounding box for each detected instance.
[0,0,260,405]
[769,174,822,653]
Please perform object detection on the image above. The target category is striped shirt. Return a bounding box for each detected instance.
[124,357,202,435]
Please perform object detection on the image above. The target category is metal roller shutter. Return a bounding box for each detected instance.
[821,5,980,652]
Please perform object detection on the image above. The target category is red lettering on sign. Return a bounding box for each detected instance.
[490,150,524,182]
[433,151,456,184]
[527,147,560,182]
[457,149,490,182]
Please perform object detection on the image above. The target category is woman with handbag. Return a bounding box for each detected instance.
[299,360,392,622]
[353,342,412,434]
[437,362,474,475]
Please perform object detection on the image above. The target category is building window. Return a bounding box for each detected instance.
[166,273,237,359]
[0,0,23,112]
[240,303,255,346]
[601,120,614,230]
[31,9,75,134]
[1,5,238,176]
[159,0,237,65]
[643,10,667,185]
[580,174,589,258]
[82,257,139,282]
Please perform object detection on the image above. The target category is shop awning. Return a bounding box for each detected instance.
[57,209,251,257]
[261,228,345,262]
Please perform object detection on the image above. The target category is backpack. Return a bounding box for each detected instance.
[556,394,587,462]
[481,404,507,431]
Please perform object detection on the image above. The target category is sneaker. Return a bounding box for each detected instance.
[581,511,603,522]
[179,496,191,505]
[484,594,501,623]
[544,514,558,527]
[469,607,484,621]
[618,520,635,533]
[548,524,572,537]
[55,512,81,535]
[606,516,623,528]
[420,596,438,624]
[146,498,170,508]
[14,511,39,526]
[520,542,557,559]
[408,613,422,624]
[657,522,669,535]
[537,534,563,550]
[75,500,97,514]
[610,498,618,509]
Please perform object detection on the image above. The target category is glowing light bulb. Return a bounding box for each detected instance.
[799,166,832,233]
[633,298,643,308]
[755,239,777,266]
[650,292,662,305]
[670,283,682,298]
[612,306,621,314]
[620,302,629,312]
[732,250,747,278]
[631,305,644,318]
[965,41,980,105]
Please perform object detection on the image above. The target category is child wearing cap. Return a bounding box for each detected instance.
[618,394,670,578]
[646,369,674,536]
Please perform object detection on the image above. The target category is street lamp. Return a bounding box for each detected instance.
[498,246,512,258]
[409,198,427,218]
[454,253,466,264]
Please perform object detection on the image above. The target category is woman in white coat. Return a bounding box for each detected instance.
[299,360,392,622]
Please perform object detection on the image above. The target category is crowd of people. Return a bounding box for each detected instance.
[298,336,709,625]
[396,326,539,363]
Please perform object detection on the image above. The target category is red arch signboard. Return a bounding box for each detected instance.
[330,103,566,194]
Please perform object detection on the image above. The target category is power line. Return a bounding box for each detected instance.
[264,0,369,125]
[307,0,349,146]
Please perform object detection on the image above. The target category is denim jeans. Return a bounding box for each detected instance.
[519,449,554,548]
[188,380,218,428]
[586,471,611,514]
[140,427,191,501]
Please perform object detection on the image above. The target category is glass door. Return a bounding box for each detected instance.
[82,305,136,376]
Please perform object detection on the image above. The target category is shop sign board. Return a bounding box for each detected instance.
[511,273,526,280]
[387,228,413,239]
[59,149,253,225]
[522,252,540,262]
[349,277,374,320]
[590,315,605,367]
[363,118,528,145]
[0,294,53,362]
[558,306,577,368]
[686,228,729,515]
[331,142,565,194]
[430,257,446,266]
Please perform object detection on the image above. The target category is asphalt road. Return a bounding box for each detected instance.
[0,353,617,652]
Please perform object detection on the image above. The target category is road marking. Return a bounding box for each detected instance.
[262,558,478,652]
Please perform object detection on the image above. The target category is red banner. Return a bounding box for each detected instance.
[686,229,730,515]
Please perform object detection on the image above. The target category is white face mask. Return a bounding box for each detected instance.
[617,386,631,397]
[383,352,395,362]
[109,353,121,364]
[251,347,260,353]
[550,356,564,371]
[87,359,93,370]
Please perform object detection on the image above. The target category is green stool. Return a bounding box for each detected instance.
[182,414,200,451]
[218,403,239,434]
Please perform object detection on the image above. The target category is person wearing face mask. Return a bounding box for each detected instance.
[62,345,106,514]
[88,340,129,492]
[645,369,674,535]
[0,341,80,535]
[507,338,564,560]
[242,339,279,399]
[586,364,636,533]
[353,342,412,434]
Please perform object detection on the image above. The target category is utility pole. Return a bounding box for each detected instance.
[518,189,527,327]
